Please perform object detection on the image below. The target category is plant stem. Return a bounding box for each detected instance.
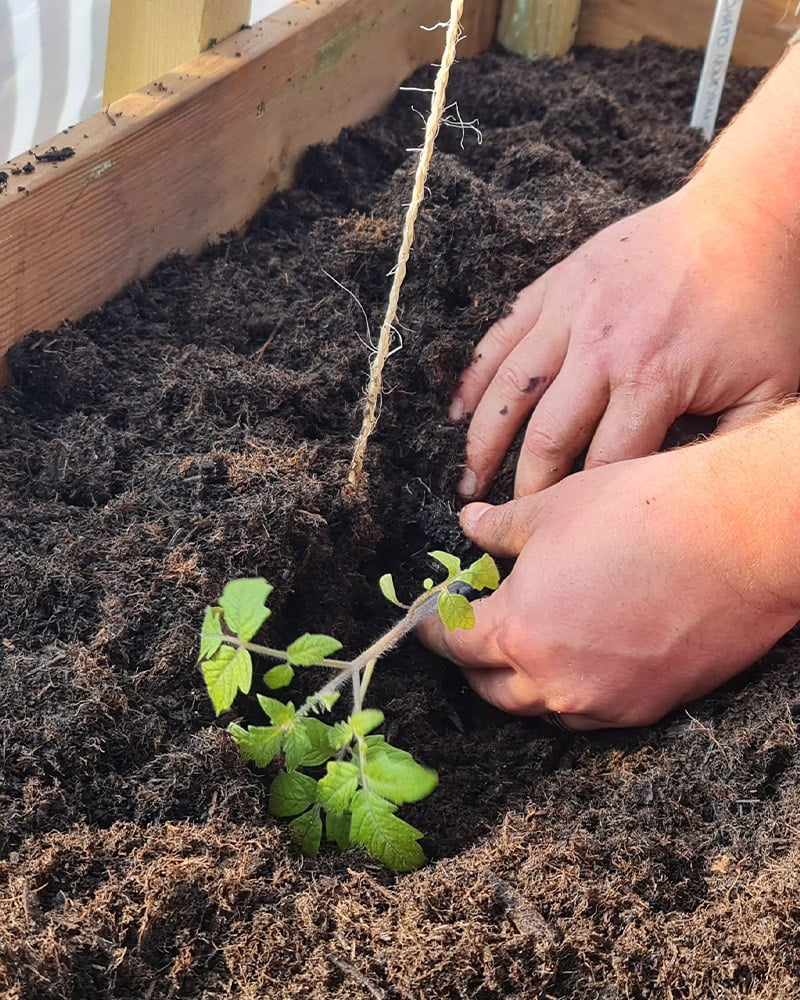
[215,635,353,671]
[349,586,442,671]
[351,664,364,715]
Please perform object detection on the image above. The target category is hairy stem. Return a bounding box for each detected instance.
[214,635,353,671]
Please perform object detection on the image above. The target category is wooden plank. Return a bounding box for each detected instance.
[104,0,252,104]
[497,0,582,57]
[0,0,499,379]
[575,0,798,67]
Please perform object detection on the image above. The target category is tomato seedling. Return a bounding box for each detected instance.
[197,551,499,871]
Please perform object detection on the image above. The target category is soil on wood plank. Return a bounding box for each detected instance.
[2,40,799,1000]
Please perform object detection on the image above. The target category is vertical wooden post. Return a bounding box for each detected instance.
[104,0,252,103]
[497,0,582,57]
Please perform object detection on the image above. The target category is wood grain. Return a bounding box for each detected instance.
[498,0,582,56]
[576,0,798,66]
[104,0,252,103]
[0,0,499,378]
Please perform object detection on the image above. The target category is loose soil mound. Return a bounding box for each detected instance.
[2,40,798,1000]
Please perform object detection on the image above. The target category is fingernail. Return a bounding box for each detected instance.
[448,398,464,422]
[458,468,477,498]
[461,502,491,533]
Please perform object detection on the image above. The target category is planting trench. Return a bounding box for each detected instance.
[2,39,800,1000]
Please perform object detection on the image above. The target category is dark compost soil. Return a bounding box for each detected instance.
[2,40,799,1000]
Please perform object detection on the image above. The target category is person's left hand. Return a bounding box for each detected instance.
[450,185,800,501]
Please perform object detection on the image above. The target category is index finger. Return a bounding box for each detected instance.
[462,666,548,717]
[450,277,548,421]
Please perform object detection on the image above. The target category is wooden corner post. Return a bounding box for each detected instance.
[104,0,252,103]
[497,0,582,56]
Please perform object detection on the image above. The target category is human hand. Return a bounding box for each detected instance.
[419,430,800,729]
[452,181,800,500]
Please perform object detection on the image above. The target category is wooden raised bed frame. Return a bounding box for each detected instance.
[1,0,795,382]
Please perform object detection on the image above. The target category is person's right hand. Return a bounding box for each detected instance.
[420,407,800,728]
[451,180,800,500]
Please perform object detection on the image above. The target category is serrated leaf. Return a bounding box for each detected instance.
[264,663,294,690]
[202,645,252,714]
[459,553,500,593]
[364,742,438,804]
[329,721,354,750]
[437,590,475,632]
[349,709,385,738]
[269,771,318,817]
[428,550,462,580]
[297,718,339,767]
[228,722,283,768]
[286,633,343,666]
[198,606,224,661]
[289,808,323,856]
[312,691,340,714]
[379,573,403,607]
[218,578,272,642]
[257,695,296,727]
[325,810,353,850]
[283,724,312,771]
[349,789,426,872]
[318,760,360,814]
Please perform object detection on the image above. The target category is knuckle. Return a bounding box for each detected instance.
[612,358,670,395]
[494,625,529,673]
[522,419,565,462]
[489,314,521,352]
[583,453,614,470]
[491,504,519,541]
[496,360,534,396]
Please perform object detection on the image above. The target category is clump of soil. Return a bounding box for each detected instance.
[3,39,799,1000]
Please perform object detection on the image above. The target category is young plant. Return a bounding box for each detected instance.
[197,551,499,872]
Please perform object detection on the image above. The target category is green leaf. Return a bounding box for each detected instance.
[198,606,224,661]
[283,724,312,771]
[428,550,462,580]
[312,692,341,714]
[297,718,339,767]
[349,789,426,872]
[290,808,323,856]
[269,771,318,817]
[459,553,500,593]
[325,810,353,850]
[364,742,438,804]
[202,645,252,714]
[257,695,296,727]
[286,633,343,666]
[329,721,354,750]
[264,663,294,690]
[228,722,283,768]
[437,591,475,632]
[349,709,385,738]
[379,573,403,607]
[218,578,272,642]
[423,577,434,591]
[318,760,360,814]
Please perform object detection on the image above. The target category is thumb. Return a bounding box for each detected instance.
[461,496,542,557]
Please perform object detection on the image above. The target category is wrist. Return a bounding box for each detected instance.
[686,45,800,256]
[695,402,800,619]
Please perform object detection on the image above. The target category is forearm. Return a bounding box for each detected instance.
[688,44,800,248]
[700,400,800,617]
